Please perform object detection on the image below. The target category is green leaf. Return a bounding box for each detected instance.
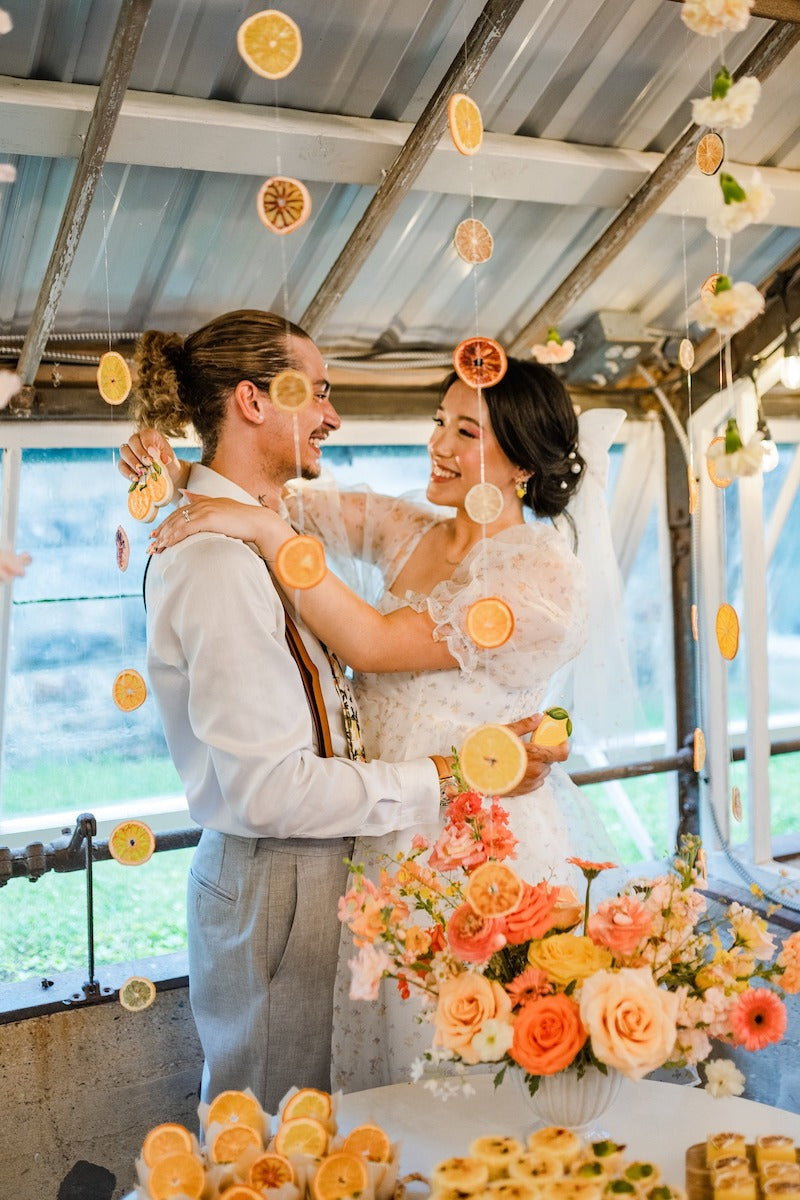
[711,66,733,101]
[545,326,563,345]
[127,479,138,493]
[714,274,732,295]
[724,417,744,454]
[719,172,746,205]
[493,1064,507,1088]
[545,706,570,721]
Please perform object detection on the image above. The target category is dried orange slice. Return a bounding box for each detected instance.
[459,723,527,796]
[679,338,695,371]
[108,818,155,865]
[691,603,699,642]
[119,975,156,1012]
[731,784,743,822]
[273,1114,329,1158]
[282,1086,332,1123]
[128,479,157,523]
[701,273,724,299]
[257,176,311,235]
[97,350,132,405]
[312,1151,369,1200]
[693,727,706,773]
[113,668,147,712]
[465,861,523,918]
[237,9,302,79]
[116,525,130,572]
[466,597,515,649]
[454,218,493,264]
[706,437,732,489]
[532,706,572,747]
[147,1151,205,1200]
[448,93,483,156]
[275,533,326,590]
[270,368,313,412]
[146,462,174,508]
[464,482,504,524]
[142,1123,194,1167]
[453,336,507,390]
[716,602,740,660]
[209,1122,263,1164]
[206,1089,265,1134]
[249,1152,296,1190]
[341,1124,392,1164]
[696,131,725,177]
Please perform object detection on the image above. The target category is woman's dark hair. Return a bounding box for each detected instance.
[441,357,585,520]
[133,309,311,462]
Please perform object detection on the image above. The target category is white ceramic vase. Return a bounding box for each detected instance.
[513,1063,623,1131]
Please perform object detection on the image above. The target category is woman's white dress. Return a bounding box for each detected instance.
[297,487,618,1093]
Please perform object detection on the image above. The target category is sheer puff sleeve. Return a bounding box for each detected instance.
[421,523,588,689]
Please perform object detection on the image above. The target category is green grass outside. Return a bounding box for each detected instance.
[1,753,183,819]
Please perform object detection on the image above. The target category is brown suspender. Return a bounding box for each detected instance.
[277,593,335,760]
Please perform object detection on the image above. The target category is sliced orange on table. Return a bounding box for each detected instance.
[453,336,507,389]
[237,8,302,79]
[128,479,157,523]
[206,1088,265,1134]
[448,93,483,156]
[715,602,740,660]
[311,1151,369,1200]
[464,481,504,524]
[257,176,311,235]
[249,1151,296,1190]
[454,217,493,264]
[465,861,524,918]
[147,1150,205,1200]
[706,436,732,489]
[270,368,313,412]
[341,1123,393,1163]
[466,596,515,649]
[532,706,572,747]
[112,668,147,712]
[693,727,706,773]
[459,722,527,796]
[209,1122,263,1164]
[119,975,156,1012]
[108,818,155,865]
[282,1086,332,1123]
[273,1114,329,1158]
[142,1123,194,1167]
[275,533,326,590]
[97,350,132,405]
[696,131,725,176]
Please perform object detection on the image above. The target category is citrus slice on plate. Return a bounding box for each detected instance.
[701,272,724,299]
[119,975,156,1012]
[465,860,524,918]
[270,368,313,412]
[706,436,732,489]
[679,338,695,371]
[341,1124,392,1163]
[108,818,155,865]
[465,597,515,649]
[146,462,174,508]
[453,336,508,389]
[209,1122,263,1164]
[142,1123,194,1167]
[693,727,706,773]
[311,1151,369,1200]
[464,482,504,524]
[275,533,326,590]
[113,668,147,712]
[715,602,739,660]
[460,723,527,795]
[448,93,483,156]
[206,1089,264,1133]
[147,1151,205,1200]
[116,525,130,572]
[97,350,132,405]
[249,1152,296,1190]
[128,479,157,523]
[532,706,572,747]
[257,176,311,235]
[696,131,725,176]
[273,1114,329,1158]
[454,218,493,264]
[282,1086,332,1123]
[237,8,302,79]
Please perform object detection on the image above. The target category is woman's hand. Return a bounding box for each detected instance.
[148,492,293,556]
[504,714,569,795]
[118,428,188,491]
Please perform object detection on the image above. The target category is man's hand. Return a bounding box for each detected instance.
[504,713,569,795]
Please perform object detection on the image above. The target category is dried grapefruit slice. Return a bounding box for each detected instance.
[311,1151,369,1200]
[341,1124,392,1163]
[257,176,311,235]
[270,368,313,412]
[113,668,147,712]
[119,975,156,1012]
[464,482,504,524]
[108,818,155,865]
[693,727,706,773]
[696,131,725,176]
[249,1152,296,1190]
[532,707,572,747]
[282,1086,332,1123]
[128,479,157,523]
[237,9,302,80]
[206,1089,264,1133]
[454,336,507,389]
[454,218,493,264]
[465,597,515,649]
[142,1123,194,1167]
[706,436,732,489]
[275,533,326,590]
[716,602,739,660]
[459,722,526,796]
[448,93,483,156]
[273,1114,329,1158]
[116,525,130,572]
[147,1151,205,1200]
[97,350,132,405]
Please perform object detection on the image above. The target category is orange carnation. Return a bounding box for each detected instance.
[510,992,587,1075]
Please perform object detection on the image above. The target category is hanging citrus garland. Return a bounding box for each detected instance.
[454,218,493,264]
[97,350,132,406]
[706,171,774,240]
[257,176,311,236]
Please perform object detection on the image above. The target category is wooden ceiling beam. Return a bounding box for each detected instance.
[667,0,800,22]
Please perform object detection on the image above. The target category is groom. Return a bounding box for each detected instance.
[132,309,566,1112]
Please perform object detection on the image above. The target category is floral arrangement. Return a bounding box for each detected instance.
[339,781,799,1101]
[691,68,760,131]
[706,417,768,479]
[687,274,765,336]
[681,0,754,36]
[531,326,576,365]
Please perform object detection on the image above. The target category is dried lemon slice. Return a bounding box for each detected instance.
[460,723,527,796]
[147,1151,205,1200]
[448,93,483,156]
[257,175,311,235]
[119,975,156,1012]
[696,131,725,176]
[454,336,508,389]
[693,727,706,773]
[97,350,132,405]
[142,1123,194,1167]
[465,482,504,524]
[237,9,302,80]
[112,668,147,712]
[532,706,572,746]
[454,218,493,264]
[312,1151,370,1200]
[466,597,514,649]
[716,602,740,660]
[108,818,155,865]
[270,368,313,412]
[275,534,326,590]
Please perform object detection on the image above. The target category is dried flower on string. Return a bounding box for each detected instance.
[531,326,576,365]
[706,418,766,479]
[0,370,22,410]
[706,170,775,238]
[687,275,765,336]
[0,163,17,183]
[681,0,754,35]
[692,69,761,130]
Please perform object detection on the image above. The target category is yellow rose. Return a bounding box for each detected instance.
[527,934,612,988]
[579,966,679,1080]
[433,972,512,1065]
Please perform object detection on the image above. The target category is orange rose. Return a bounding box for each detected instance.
[434,972,512,1064]
[579,967,679,1080]
[504,882,558,945]
[510,993,587,1075]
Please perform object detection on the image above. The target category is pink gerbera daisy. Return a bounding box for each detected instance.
[729,987,787,1051]
[505,967,553,1008]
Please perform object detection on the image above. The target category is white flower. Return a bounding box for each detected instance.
[681,0,754,35]
[704,1058,746,1099]
[469,1018,514,1063]
[687,279,765,336]
[707,427,766,479]
[692,76,761,130]
[706,171,775,238]
[532,338,576,365]
[0,163,16,184]
[348,943,392,1001]
[0,371,22,410]
[0,10,12,35]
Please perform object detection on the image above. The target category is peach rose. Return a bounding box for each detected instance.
[579,967,679,1080]
[434,972,513,1064]
[548,886,583,931]
[447,903,506,963]
[587,895,653,958]
[510,992,587,1075]
[527,933,612,988]
[504,882,559,945]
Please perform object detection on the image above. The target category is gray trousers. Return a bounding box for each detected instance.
[187,828,354,1113]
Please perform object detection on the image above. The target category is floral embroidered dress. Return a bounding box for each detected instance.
[294,485,615,1092]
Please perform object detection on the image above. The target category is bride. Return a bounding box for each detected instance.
[127,356,627,1090]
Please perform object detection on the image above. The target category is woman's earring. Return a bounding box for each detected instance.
[515,478,528,500]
